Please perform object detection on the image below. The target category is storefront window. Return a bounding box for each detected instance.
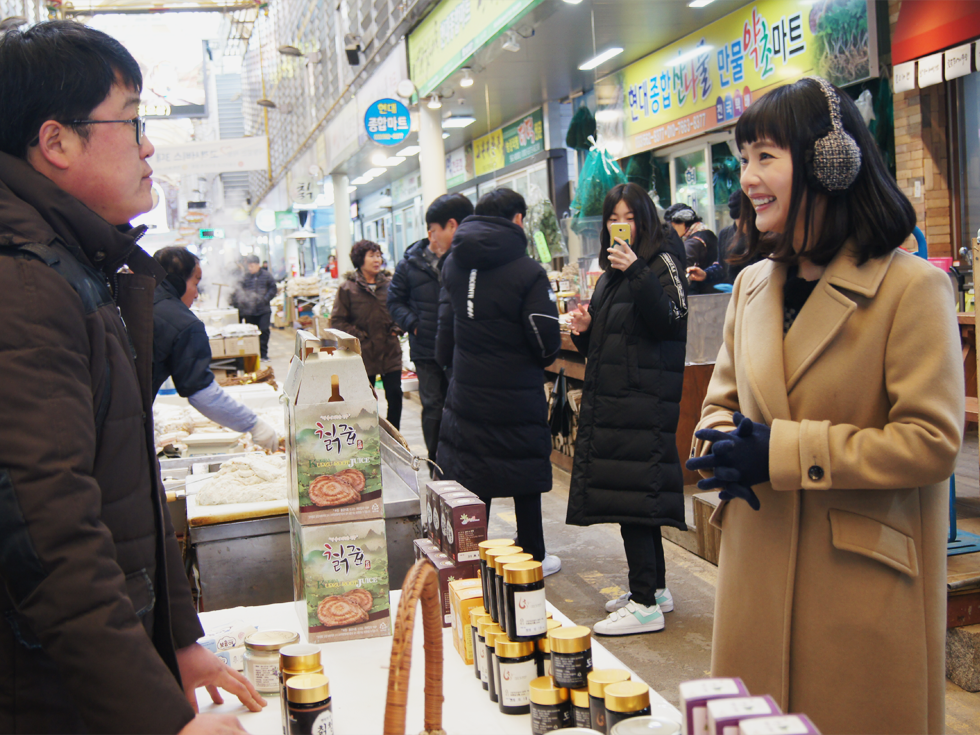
[672,149,710,226]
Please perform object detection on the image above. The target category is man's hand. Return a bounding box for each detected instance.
[686,266,707,282]
[179,713,249,735]
[176,643,267,714]
[569,304,591,335]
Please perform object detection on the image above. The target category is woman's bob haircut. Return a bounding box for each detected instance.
[598,182,666,270]
[734,77,915,267]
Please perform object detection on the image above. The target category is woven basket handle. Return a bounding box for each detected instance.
[383,560,445,735]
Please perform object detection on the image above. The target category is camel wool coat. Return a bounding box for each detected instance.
[692,245,963,735]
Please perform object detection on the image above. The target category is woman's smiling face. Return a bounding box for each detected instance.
[739,139,795,235]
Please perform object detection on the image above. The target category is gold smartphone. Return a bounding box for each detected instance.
[609,223,631,249]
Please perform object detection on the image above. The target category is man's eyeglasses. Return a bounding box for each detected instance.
[69,116,147,146]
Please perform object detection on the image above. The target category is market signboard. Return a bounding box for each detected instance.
[596,0,877,156]
[503,108,545,167]
[446,144,475,188]
[473,128,504,177]
[408,0,544,98]
[363,98,412,146]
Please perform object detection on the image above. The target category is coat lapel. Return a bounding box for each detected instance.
[741,260,792,424]
[783,245,894,393]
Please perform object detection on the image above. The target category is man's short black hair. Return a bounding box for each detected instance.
[475,188,527,221]
[154,247,200,282]
[425,194,474,228]
[0,20,143,158]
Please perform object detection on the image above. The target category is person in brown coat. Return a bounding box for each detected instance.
[688,78,962,735]
[330,240,403,428]
[0,22,263,734]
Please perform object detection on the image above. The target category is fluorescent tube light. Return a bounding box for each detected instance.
[578,47,623,71]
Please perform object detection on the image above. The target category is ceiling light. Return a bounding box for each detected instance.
[256,99,277,108]
[442,116,476,129]
[578,47,624,71]
[442,132,450,139]
[688,0,716,6]
[278,45,303,57]
[396,79,417,99]
[502,31,521,53]
[351,175,374,185]
[371,151,389,166]
[561,0,583,4]
[364,167,387,177]
[427,94,442,109]
[385,156,406,166]
[460,68,475,87]
[668,45,715,66]
[397,145,421,156]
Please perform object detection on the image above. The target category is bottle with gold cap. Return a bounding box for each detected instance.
[478,538,515,609]
[485,545,522,624]
[604,681,651,732]
[493,552,531,632]
[286,673,332,735]
[484,624,503,704]
[467,606,486,680]
[570,686,592,728]
[278,643,322,735]
[502,559,546,641]
[537,619,562,677]
[587,669,631,733]
[495,637,537,715]
[549,625,593,689]
[474,614,492,691]
[530,676,572,734]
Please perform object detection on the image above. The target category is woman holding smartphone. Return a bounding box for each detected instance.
[566,182,689,636]
[687,78,962,734]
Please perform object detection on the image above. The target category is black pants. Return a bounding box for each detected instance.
[620,524,666,607]
[242,313,271,358]
[481,494,546,562]
[413,360,448,474]
[370,371,402,430]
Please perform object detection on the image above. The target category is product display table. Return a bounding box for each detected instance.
[195,596,680,734]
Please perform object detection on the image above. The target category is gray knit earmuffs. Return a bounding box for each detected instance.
[805,77,862,194]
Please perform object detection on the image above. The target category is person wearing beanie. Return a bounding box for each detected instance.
[664,203,718,294]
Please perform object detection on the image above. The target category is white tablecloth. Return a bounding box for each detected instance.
[195,594,680,734]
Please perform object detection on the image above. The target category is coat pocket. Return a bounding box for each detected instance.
[828,509,919,577]
[124,568,156,618]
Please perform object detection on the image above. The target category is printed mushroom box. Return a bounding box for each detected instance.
[441,495,487,563]
[283,329,384,525]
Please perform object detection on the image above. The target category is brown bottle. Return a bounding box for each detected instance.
[327,375,344,402]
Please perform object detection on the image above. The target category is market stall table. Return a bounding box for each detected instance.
[193,596,681,734]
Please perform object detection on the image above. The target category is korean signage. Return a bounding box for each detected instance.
[149,137,268,175]
[473,129,504,177]
[364,98,412,146]
[445,144,474,188]
[408,0,544,98]
[503,108,544,166]
[597,0,876,155]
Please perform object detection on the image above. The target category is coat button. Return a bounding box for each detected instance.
[808,465,824,481]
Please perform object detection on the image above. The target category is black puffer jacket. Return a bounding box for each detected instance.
[436,216,561,498]
[153,278,215,397]
[387,238,444,362]
[231,268,277,315]
[566,244,689,528]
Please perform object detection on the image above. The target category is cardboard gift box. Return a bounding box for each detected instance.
[208,337,226,358]
[449,579,484,665]
[283,330,384,525]
[739,715,821,735]
[708,695,781,735]
[225,335,260,356]
[436,489,478,553]
[289,513,391,644]
[424,480,463,543]
[679,678,750,735]
[413,538,479,626]
[441,495,487,563]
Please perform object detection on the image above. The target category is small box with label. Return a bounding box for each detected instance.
[440,494,485,562]
[435,489,475,551]
[414,538,479,626]
[679,678,749,735]
[424,480,462,543]
[449,579,484,664]
[738,714,820,735]
[225,335,261,356]
[708,695,781,735]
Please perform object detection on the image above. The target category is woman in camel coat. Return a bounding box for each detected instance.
[689,78,963,734]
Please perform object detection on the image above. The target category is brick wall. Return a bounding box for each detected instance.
[889,0,954,258]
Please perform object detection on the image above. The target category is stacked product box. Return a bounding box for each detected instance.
[413,538,480,627]
[283,329,391,644]
[679,678,822,735]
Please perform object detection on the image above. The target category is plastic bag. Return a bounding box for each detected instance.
[571,142,626,219]
[524,184,568,262]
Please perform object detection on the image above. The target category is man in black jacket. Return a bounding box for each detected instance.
[388,194,473,471]
[230,254,277,360]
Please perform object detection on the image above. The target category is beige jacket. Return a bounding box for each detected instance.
[692,245,963,735]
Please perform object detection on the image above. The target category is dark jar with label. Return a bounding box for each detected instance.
[286,673,333,735]
[503,560,547,642]
[530,676,572,735]
[549,625,593,689]
[468,606,486,681]
[588,669,632,734]
[495,638,538,715]
[537,619,561,677]
[279,644,322,735]
[485,546,522,624]
[570,687,592,728]
[475,615,492,691]
[494,553,533,635]
[604,682,651,732]
[485,625,503,704]
[478,539,515,618]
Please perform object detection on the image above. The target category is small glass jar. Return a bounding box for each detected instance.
[485,546,522,624]
[285,673,333,735]
[537,619,562,677]
[570,687,592,728]
[609,716,682,735]
[503,560,547,641]
[604,682,651,731]
[278,643,321,735]
[243,630,300,694]
[549,625,593,689]
[467,606,486,680]
[494,553,533,634]
[479,539,515,610]
[588,669,631,734]
[475,615,493,691]
[495,638,537,715]
[485,625,503,704]
[530,676,572,735]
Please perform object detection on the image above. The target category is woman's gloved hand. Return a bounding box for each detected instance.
[686,412,771,510]
[249,417,280,451]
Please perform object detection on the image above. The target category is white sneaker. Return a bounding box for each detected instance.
[605,588,674,613]
[593,601,665,636]
[542,553,562,577]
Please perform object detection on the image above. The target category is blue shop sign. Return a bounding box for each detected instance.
[364,98,411,146]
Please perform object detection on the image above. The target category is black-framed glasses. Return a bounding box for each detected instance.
[69,116,147,145]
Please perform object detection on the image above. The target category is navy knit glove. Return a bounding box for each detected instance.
[686,412,771,511]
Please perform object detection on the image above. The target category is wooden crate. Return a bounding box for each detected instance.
[692,492,723,566]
